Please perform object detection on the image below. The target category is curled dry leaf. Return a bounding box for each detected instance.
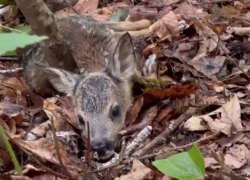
[154,104,173,123]
[186,94,242,136]
[149,11,179,41]
[143,84,197,105]
[184,116,208,131]
[125,96,144,126]
[114,159,152,180]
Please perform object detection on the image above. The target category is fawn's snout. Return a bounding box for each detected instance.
[91,138,115,159]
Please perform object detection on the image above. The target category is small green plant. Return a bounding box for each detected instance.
[0,126,23,176]
[153,144,205,180]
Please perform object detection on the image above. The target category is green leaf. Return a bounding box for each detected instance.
[153,144,205,180]
[13,24,32,34]
[110,8,129,22]
[0,32,48,55]
[0,0,15,5]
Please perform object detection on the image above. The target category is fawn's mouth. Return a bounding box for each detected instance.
[94,150,115,162]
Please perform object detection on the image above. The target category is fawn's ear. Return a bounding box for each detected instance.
[106,32,136,80]
[42,67,82,95]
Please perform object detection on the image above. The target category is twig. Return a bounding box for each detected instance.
[86,121,91,167]
[63,0,79,14]
[192,0,236,5]
[126,126,152,157]
[120,106,157,135]
[134,107,196,156]
[50,116,74,180]
[0,57,18,61]
[0,68,23,73]
[88,131,218,174]
[119,138,126,162]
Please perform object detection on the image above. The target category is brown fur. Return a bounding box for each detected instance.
[21,15,138,160]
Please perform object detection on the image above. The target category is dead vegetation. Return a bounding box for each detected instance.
[0,0,250,179]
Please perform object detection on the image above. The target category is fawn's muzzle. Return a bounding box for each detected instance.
[91,138,115,160]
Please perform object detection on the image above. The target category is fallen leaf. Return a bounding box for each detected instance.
[114,159,152,180]
[149,11,179,41]
[43,100,75,131]
[154,104,173,123]
[0,101,26,125]
[125,96,144,126]
[189,94,243,136]
[143,84,197,105]
[184,116,208,131]
[190,56,226,79]
[129,5,158,22]
[121,106,157,135]
[74,0,99,14]
[18,138,81,175]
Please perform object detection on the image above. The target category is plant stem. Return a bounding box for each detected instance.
[0,126,23,176]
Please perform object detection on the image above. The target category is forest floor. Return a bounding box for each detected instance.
[0,0,250,180]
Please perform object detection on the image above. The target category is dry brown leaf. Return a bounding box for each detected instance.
[120,106,157,135]
[129,5,158,22]
[125,96,144,126]
[223,66,250,85]
[18,138,81,174]
[143,84,197,105]
[0,101,25,125]
[190,56,226,79]
[189,94,242,136]
[73,0,99,14]
[114,159,152,180]
[149,11,179,41]
[204,156,220,169]
[43,100,75,132]
[154,104,173,123]
[57,96,79,129]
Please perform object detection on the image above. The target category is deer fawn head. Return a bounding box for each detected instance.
[43,33,136,160]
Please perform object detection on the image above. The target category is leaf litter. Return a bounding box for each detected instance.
[1,0,250,180]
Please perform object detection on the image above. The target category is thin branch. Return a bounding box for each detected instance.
[63,0,79,14]
[50,116,74,179]
[134,107,197,156]
[0,68,23,73]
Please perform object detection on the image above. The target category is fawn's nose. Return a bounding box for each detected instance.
[91,139,108,156]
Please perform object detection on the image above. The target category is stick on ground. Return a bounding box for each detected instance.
[133,107,196,156]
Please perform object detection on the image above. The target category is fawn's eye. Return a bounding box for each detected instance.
[78,115,85,126]
[110,105,121,120]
